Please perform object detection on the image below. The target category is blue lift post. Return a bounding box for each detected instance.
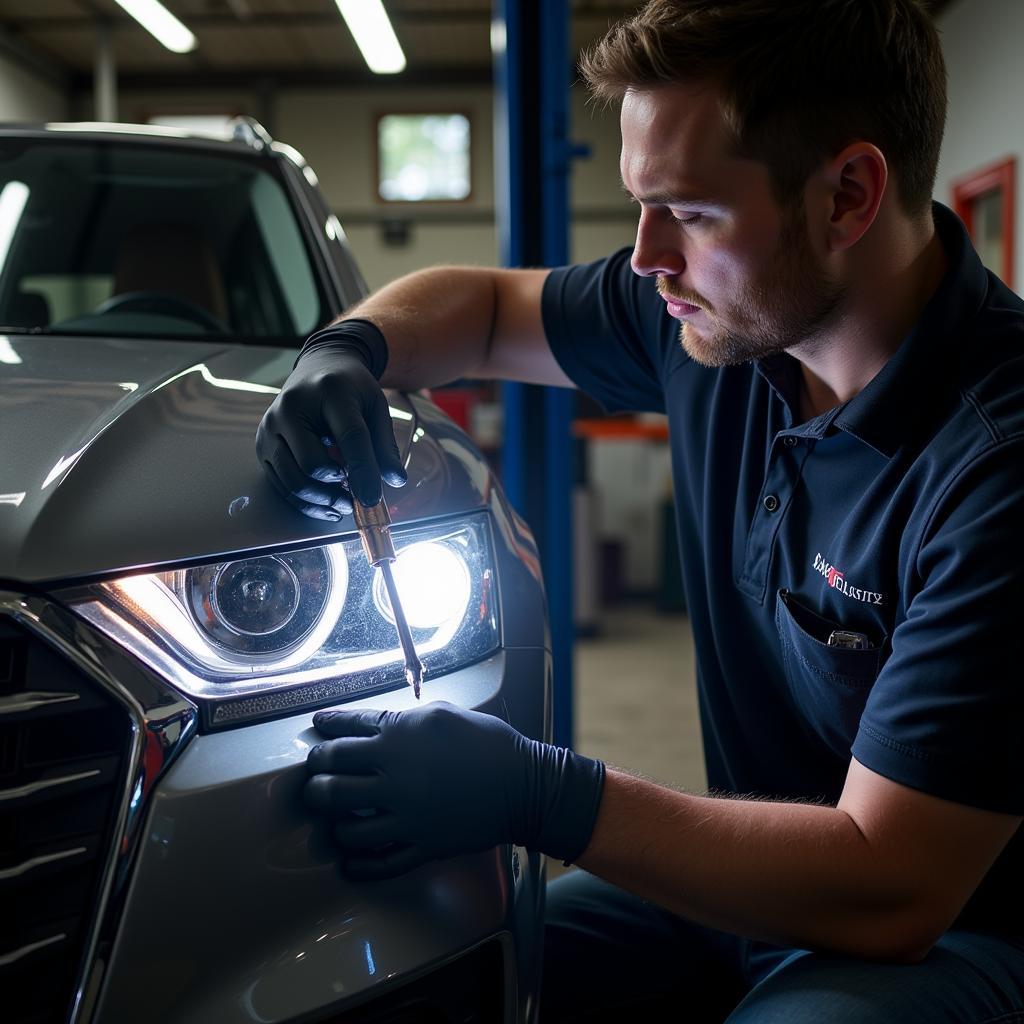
[493,0,581,748]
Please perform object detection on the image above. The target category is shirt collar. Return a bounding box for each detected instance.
[755,202,991,458]
[834,203,990,457]
[753,352,847,438]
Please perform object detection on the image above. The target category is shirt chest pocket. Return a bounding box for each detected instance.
[774,589,888,758]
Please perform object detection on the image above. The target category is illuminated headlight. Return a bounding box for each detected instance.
[64,514,499,727]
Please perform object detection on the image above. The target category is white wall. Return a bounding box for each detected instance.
[570,86,638,261]
[934,0,1024,292]
[0,54,68,122]
[279,86,499,287]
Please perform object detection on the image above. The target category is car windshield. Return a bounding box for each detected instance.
[0,137,329,343]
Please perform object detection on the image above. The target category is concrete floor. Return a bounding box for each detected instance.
[574,603,705,793]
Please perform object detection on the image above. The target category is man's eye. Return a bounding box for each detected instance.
[672,212,703,226]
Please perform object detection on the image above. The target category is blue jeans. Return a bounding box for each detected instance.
[542,871,1024,1023]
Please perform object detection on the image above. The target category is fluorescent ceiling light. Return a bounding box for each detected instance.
[112,0,197,55]
[335,0,406,74]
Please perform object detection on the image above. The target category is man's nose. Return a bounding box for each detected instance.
[630,209,686,278]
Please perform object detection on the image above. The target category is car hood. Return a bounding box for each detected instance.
[0,334,491,585]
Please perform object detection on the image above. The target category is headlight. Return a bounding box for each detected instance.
[64,513,499,728]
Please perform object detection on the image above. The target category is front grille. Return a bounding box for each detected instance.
[321,941,506,1024]
[0,617,133,1024]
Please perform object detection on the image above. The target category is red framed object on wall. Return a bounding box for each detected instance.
[951,156,1016,287]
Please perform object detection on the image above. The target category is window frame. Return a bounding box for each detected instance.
[952,156,1016,287]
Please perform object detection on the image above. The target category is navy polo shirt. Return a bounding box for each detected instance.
[542,203,1024,932]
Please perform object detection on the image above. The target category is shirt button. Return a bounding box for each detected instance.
[763,494,780,512]
[783,436,798,447]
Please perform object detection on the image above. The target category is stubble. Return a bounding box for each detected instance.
[662,205,846,368]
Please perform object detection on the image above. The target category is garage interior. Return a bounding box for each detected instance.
[1,0,1021,1020]
[0,0,1000,784]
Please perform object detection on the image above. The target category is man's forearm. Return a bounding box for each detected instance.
[576,769,939,961]
[335,264,503,391]
[333,267,498,390]
[331,265,565,391]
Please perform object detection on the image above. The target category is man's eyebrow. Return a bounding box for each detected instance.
[620,182,719,208]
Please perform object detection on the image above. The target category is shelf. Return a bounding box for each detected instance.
[572,417,669,441]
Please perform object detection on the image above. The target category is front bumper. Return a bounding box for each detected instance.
[93,649,549,1024]
[2,587,548,1024]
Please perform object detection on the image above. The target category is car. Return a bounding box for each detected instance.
[0,118,549,1024]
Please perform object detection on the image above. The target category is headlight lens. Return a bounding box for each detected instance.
[66,513,499,728]
[187,546,345,659]
[203,558,302,638]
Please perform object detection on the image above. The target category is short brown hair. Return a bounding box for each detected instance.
[580,0,946,217]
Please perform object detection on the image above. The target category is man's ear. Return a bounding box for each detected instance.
[821,142,888,252]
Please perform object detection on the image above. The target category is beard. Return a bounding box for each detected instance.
[659,204,846,368]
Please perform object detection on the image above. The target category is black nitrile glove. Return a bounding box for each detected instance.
[305,702,606,880]
[256,320,407,520]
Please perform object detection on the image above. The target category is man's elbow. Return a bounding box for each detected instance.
[842,904,950,964]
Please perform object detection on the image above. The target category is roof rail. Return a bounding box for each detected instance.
[229,117,273,151]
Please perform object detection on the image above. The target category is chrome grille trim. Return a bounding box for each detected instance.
[0,846,88,880]
[0,769,101,802]
[0,932,68,967]
[0,690,79,715]
[0,592,198,1024]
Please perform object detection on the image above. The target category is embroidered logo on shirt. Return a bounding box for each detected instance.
[812,553,885,606]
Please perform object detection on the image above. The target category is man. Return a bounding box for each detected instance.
[256,1,1024,1019]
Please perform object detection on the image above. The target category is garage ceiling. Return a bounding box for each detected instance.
[0,0,960,90]
[0,0,643,88]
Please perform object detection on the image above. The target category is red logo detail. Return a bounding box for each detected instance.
[826,567,845,588]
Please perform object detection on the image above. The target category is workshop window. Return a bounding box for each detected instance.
[377,113,471,202]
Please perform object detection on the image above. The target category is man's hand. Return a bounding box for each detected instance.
[256,321,407,520]
[305,702,605,880]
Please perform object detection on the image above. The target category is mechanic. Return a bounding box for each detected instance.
[255,1,1024,1020]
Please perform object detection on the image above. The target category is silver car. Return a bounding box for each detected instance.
[0,121,548,1023]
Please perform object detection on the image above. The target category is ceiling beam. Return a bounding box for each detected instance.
[8,0,955,31]
[71,64,494,92]
[2,10,501,31]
